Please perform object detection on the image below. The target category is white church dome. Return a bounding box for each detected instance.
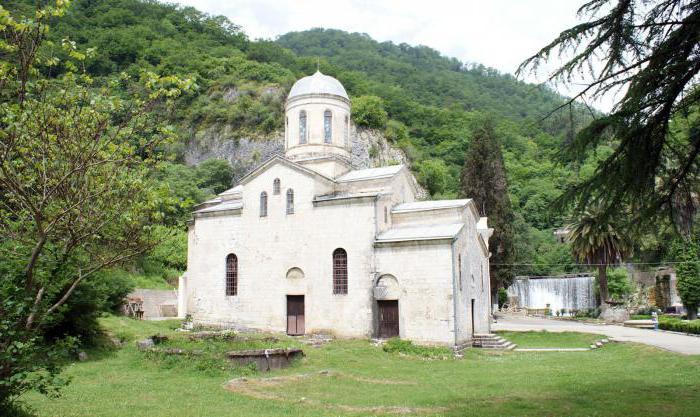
[288,71,349,100]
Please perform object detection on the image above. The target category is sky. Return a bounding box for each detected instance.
[172,0,615,111]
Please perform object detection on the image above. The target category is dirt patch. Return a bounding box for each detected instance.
[224,370,446,415]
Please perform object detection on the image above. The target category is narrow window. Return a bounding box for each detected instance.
[299,110,307,144]
[344,115,349,147]
[286,189,294,214]
[225,254,238,296]
[273,178,281,195]
[384,206,388,224]
[324,110,332,143]
[458,254,463,291]
[333,248,348,294]
[260,191,267,217]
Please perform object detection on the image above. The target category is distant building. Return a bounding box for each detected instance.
[553,227,570,244]
[178,71,493,346]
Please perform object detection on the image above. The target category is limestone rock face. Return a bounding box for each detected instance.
[184,126,428,198]
[600,307,630,323]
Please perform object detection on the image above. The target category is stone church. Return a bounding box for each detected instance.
[179,71,493,346]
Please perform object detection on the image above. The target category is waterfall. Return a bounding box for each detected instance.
[507,276,596,312]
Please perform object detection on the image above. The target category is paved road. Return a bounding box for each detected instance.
[493,314,700,355]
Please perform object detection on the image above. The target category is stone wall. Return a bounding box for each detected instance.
[129,289,178,318]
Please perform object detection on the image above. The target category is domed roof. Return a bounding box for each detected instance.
[288,71,348,100]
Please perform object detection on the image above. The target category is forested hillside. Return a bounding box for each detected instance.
[5,0,597,279]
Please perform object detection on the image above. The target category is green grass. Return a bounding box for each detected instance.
[497,331,602,348]
[19,316,700,417]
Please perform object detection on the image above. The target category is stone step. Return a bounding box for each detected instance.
[471,333,515,350]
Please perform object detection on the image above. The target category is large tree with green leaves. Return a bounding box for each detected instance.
[518,0,700,233]
[460,119,515,301]
[567,206,632,309]
[0,1,191,406]
[670,239,700,319]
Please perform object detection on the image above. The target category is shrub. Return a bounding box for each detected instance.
[385,120,409,142]
[497,288,508,307]
[352,95,388,129]
[416,159,449,196]
[382,338,451,358]
[658,318,700,335]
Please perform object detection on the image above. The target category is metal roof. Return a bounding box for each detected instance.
[195,200,243,214]
[375,223,464,243]
[336,165,403,182]
[288,71,349,100]
[392,199,472,213]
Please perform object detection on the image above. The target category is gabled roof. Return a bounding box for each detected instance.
[375,223,464,244]
[238,155,335,186]
[336,165,404,183]
[393,198,480,220]
[195,200,243,215]
[392,199,472,213]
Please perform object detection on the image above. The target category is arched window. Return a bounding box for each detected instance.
[273,178,281,195]
[324,110,332,143]
[286,189,294,214]
[225,254,238,296]
[299,110,307,144]
[260,191,267,217]
[333,248,348,294]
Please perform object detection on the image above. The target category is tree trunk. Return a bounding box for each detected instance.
[598,264,610,311]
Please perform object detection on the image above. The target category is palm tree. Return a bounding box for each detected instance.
[567,207,632,310]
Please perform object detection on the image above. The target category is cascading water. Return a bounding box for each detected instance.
[507,276,596,312]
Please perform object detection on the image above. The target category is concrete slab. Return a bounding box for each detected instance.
[494,314,700,355]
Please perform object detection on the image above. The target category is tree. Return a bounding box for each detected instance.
[670,239,700,320]
[567,206,632,310]
[196,158,234,194]
[417,159,449,196]
[0,1,191,406]
[351,95,388,129]
[518,0,700,233]
[460,119,515,301]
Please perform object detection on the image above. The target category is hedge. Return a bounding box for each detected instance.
[658,318,700,335]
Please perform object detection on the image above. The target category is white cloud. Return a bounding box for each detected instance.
[173,0,615,111]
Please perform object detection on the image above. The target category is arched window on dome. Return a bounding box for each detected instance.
[273,178,281,195]
[259,191,267,217]
[286,189,294,214]
[225,253,238,296]
[324,110,332,143]
[333,248,348,295]
[299,111,307,144]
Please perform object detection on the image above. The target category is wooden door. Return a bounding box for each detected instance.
[377,300,399,338]
[286,295,305,335]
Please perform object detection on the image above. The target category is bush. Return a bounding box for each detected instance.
[352,95,388,129]
[498,288,508,307]
[659,318,700,335]
[384,120,409,142]
[416,159,449,196]
[42,271,134,345]
[382,338,451,358]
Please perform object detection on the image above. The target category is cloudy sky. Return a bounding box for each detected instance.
[173,0,615,110]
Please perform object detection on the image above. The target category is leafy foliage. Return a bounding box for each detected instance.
[519,0,700,234]
[351,95,388,129]
[461,119,516,294]
[670,239,700,320]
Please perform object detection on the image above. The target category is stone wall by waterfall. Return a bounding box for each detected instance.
[507,276,596,312]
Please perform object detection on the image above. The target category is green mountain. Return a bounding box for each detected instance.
[6,0,589,275]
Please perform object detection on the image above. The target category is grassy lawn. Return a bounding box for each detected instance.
[19,316,700,417]
[497,331,602,348]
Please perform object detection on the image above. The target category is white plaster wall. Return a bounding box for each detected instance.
[374,241,456,345]
[186,162,378,337]
[286,95,351,153]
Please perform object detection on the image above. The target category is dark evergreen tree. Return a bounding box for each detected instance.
[460,119,516,302]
